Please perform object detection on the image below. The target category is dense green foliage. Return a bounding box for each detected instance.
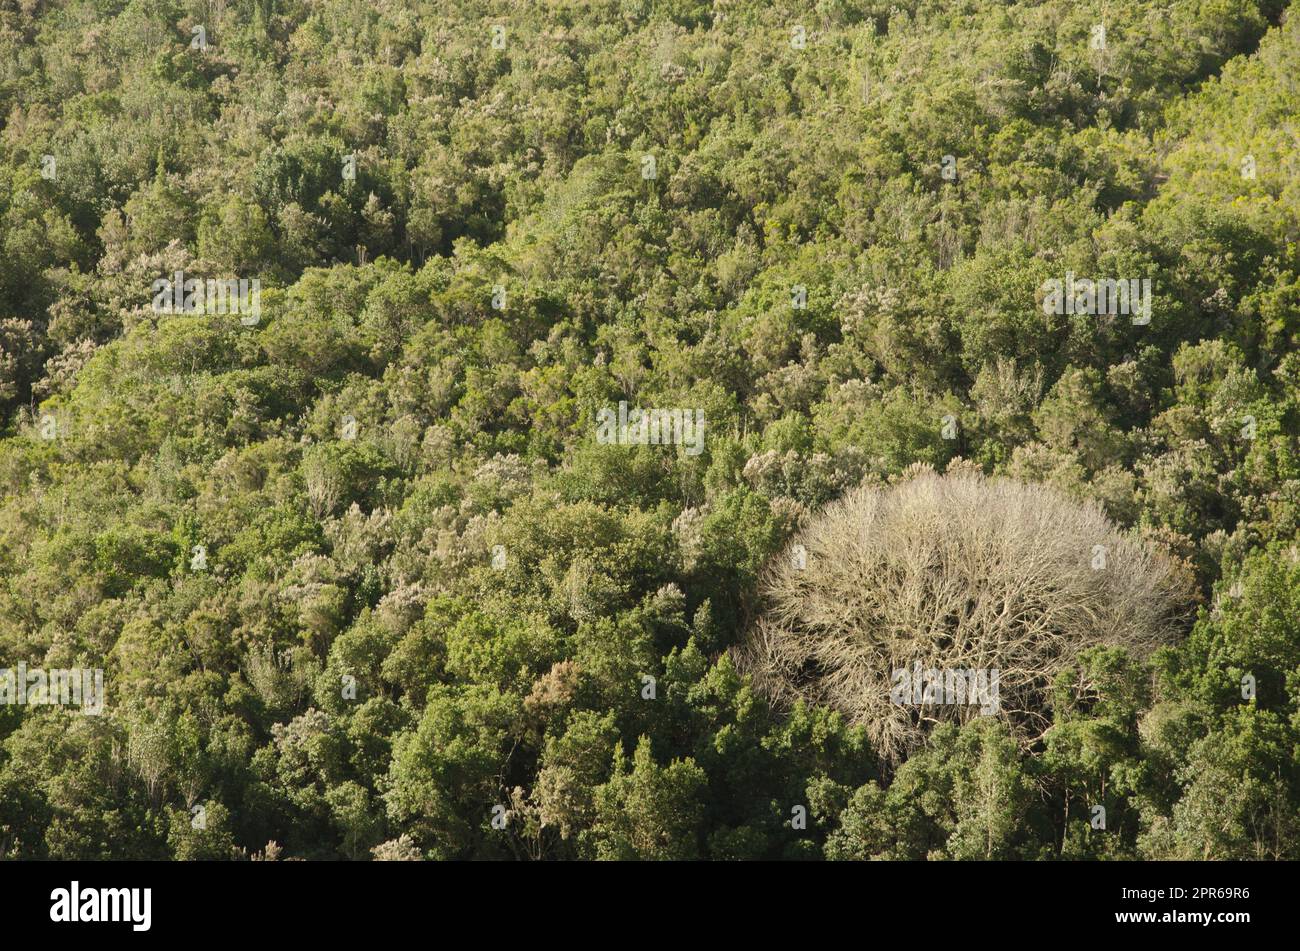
[1,0,1299,859]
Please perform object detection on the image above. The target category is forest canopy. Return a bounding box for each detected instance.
[1,0,1299,860]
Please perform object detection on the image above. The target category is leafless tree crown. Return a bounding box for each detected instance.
[733,469,1195,762]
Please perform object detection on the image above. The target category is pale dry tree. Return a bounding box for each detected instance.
[732,468,1195,762]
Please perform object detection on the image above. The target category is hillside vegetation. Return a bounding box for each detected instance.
[1,0,1299,860]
